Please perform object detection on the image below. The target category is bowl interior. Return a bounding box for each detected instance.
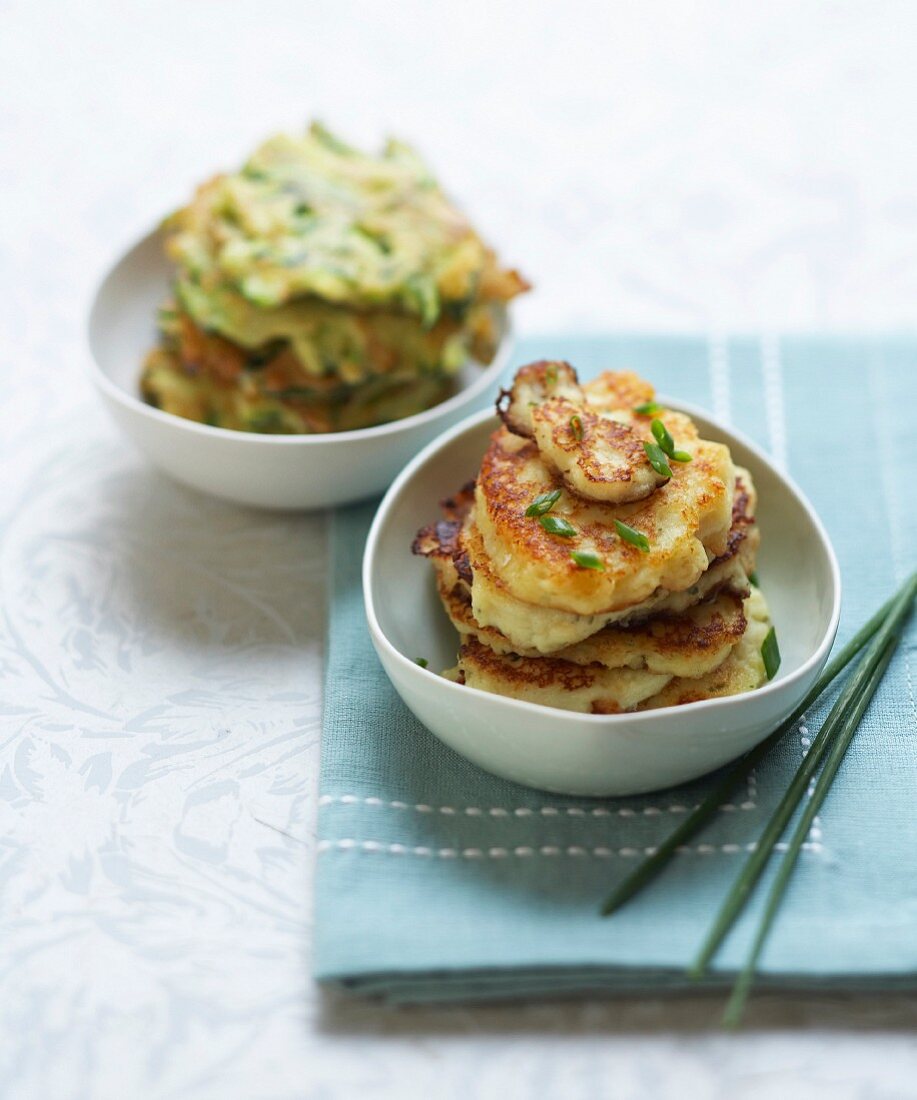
[88,231,172,396]
[370,407,838,693]
[88,230,504,408]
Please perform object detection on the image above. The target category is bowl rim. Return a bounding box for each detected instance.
[85,225,515,447]
[363,399,842,726]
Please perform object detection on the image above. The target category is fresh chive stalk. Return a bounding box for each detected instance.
[688,573,917,978]
[644,442,673,479]
[525,489,562,517]
[600,579,911,917]
[634,401,662,416]
[414,657,429,668]
[651,418,676,457]
[571,550,605,571]
[570,414,584,441]
[539,514,576,538]
[761,627,781,680]
[749,571,760,587]
[614,520,650,552]
[722,633,899,1027]
[650,417,690,462]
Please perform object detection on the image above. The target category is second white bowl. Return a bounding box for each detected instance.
[363,404,841,797]
[87,228,514,510]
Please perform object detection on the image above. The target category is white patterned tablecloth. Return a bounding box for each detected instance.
[2,2,917,1097]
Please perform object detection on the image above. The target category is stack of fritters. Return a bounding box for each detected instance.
[414,362,773,713]
[141,123,528,433]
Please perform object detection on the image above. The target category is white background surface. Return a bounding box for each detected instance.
[3,2,917,1097]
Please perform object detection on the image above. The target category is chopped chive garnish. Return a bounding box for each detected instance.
[671,450,692,463]
[614,520,650,552]
[633,401,662,416]
[545,364,558,385]
[539,515,576,538]
[749,570,760,587]
[570,550,605,571]
[761,627,781,680]
[570,414,583,441]
[650,418,676,457]
[644,442,673,479]
[525,489,562,517]
[414,657,428,668]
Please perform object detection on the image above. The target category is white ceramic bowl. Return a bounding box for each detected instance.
[87,228,514,510]
[364,403,841,797]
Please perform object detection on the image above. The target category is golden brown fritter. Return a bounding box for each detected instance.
[446,635,673,714]
[448,589,770,714]
[496,360,584,437]
[436,567,747,677]
[638,588,771,709]
[498,361,667,504]
[474,434,734,618]
[414,469,759,655]
[413,363,774,714]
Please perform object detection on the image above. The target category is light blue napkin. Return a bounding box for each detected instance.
[314,335,917,1002]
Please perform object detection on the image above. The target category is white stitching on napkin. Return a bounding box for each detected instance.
[869,347,916,732]
[316,839,823,858]
[761,333,788,471]
[317,794,757,817]
[761,335,828,854]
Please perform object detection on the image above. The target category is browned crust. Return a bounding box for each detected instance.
[176,312,248,383]
[712,474,755,569]
[417,470,755,636]
[585,370,657,413]
[478,429,660,574]
[458,636,605,691]
[629,593,746,651]
[479,263,532,302]
[591,699,624,714]
[533,395,666,494]
[412,519,462,561]
[440,480,476,521]
[640,658,743,708]
[439,558,747,662]
[496,359,580,437]
[412,481,476,582]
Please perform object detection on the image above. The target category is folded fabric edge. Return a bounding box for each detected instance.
[316,967,917,1005]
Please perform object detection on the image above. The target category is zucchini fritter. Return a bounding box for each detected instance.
[141,122,528,433]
